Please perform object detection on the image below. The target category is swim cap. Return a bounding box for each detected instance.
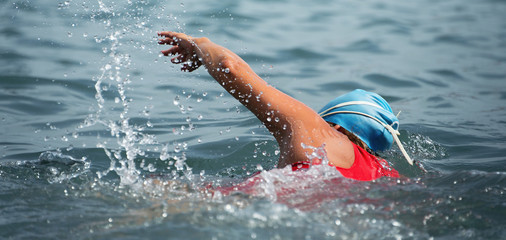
[318,89,413,165]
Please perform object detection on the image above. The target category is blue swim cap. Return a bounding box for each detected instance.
[318,89,398,151]
[318,89,413,165]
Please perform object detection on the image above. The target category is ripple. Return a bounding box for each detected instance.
[359,17,413,35]
[433,34,486,47]
[0,94,66,115]
[414,77,449,87]
[432,102,454,109]
[317,81,373,93]
[240,53,277,63]
[363,73,420,88]
[477,73,506,80]
[0,50,28,61]
[337,39,392,54]
[277,47,333,60]
[0,27,22,37]
[428,69,465,81]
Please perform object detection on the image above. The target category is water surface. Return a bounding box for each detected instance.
[1,0,506,239]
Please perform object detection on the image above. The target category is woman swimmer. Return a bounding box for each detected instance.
[158,31,412,181]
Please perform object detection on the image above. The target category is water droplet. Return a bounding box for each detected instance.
[173,95,180,105]
[57,1,70,9]
[335,218,342,225]
[174,145,181,153]
[266,117,271,122]
[147,164,156,172]
[197,115,203,120]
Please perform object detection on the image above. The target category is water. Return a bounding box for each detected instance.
[1,0,505,239]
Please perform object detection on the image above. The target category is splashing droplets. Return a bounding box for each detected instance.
[173,95,180,105]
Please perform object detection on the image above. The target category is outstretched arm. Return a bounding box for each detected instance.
[158,32,354,168]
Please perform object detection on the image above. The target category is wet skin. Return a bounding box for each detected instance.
[158,31,354,169]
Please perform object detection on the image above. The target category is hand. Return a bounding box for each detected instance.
[158,31,203,72]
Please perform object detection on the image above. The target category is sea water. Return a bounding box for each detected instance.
[1,0,505,239]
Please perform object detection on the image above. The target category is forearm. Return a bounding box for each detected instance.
[194,38,285,131]
[159,32,287,134]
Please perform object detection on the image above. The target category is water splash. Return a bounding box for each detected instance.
[214,143,341,204]
[38,151,90,184]
[80,2,193,189]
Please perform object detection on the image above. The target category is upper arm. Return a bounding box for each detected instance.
[264,92,355,169]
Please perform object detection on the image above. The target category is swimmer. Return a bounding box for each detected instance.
[158,31,412,181]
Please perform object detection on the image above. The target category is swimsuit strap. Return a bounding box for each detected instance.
[319,102,413,165]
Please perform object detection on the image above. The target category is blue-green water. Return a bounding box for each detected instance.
[1,0,506,239]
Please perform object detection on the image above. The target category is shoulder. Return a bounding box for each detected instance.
[277,116,355,169]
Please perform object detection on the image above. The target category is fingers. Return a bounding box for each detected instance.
[158,38,174,45]
[171,54,187,64]
[158,31,189,39]
[161,46,180,56]
[157,31,190,45]
[158,31,180,38]
[158,31,201,72]
[160,47,189,64]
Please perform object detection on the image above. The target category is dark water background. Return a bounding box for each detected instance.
[1,0,505,239]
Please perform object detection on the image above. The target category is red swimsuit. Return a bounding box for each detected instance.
[215,143,399,196]
[292,142,399,181]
